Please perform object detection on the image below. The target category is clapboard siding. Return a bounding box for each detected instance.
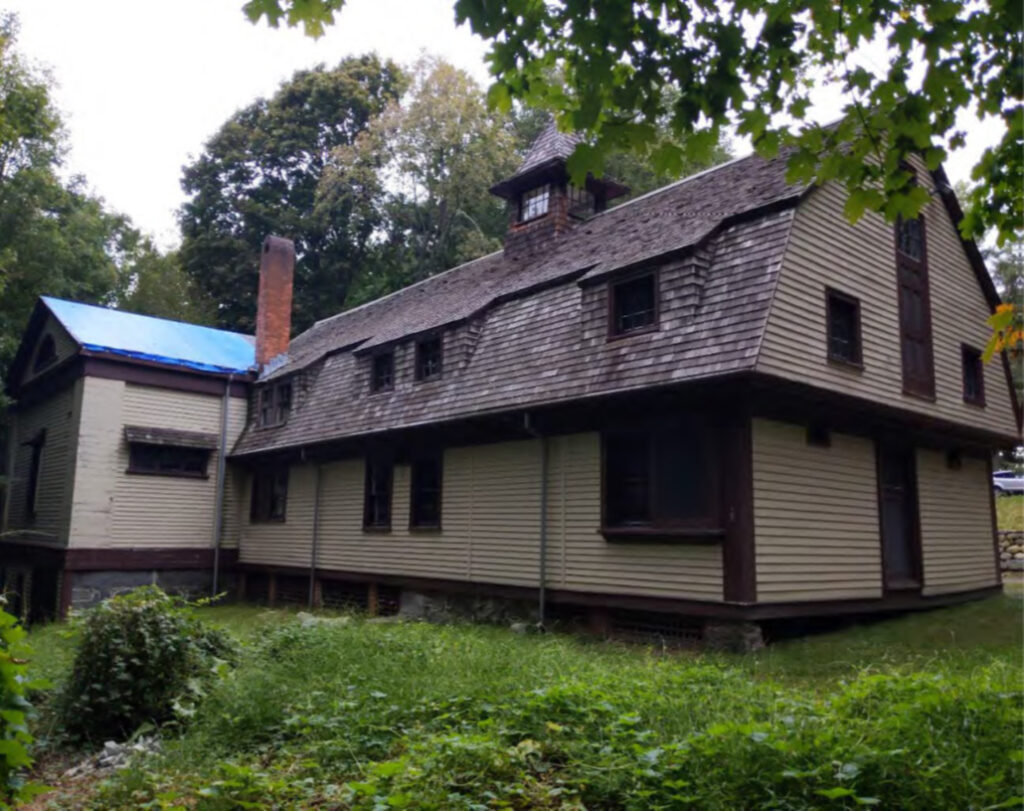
[240,433,724,601]
[69,378,246,549]
[20,316,77,386]
[752,418,883,602]
[916,450,998,595]
[4,380,80,542]
[757,168,1017,437]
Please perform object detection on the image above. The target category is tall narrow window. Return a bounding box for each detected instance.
[826,288,862,367]
[33,335,57,372]
[602,418,718,537]
[610,273,658,336]
[410,455,443,529]
[250,468,288,522]
[371,352,394,392]
[363,460,393,530]
[24,430,45,519]
[415,337,442,381]
[519,185,550,222]
[962,344,985,406]
[895,215,934,397]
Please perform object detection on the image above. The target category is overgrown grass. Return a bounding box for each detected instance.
[997,493,1024,531]
[27,595,1024,809]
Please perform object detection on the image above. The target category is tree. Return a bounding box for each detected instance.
[179,55,405,334]
[243,0,1021,246]
[114,240,215,326]
[318,56,521,304]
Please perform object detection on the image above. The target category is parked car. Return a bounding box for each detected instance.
[992,470,1024,495]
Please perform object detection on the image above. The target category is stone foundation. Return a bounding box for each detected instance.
[69,569,236,610]
[998,531,1024,571]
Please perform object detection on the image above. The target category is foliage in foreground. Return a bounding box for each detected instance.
[54,587,234,744]
[80,611,1024,810]
[0,604,47,808]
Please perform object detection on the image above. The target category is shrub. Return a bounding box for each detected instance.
[55,586,234,743]
[0,603,47,807]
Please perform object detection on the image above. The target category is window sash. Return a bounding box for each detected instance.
[611,274,658,336]
[372,353,394,391]
[962,345,985,405]
[363,461,393,529]
[415,338,442,380]
[519,185,550,222]
[895,217,934,396]
[128,444,210,477]
[826,290,862,366]
[258,381,292,427]
[251,468,288,522]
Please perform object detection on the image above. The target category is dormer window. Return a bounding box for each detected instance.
[519,185,550,222]
[258,380,292,428]
[415,337,443,381]
[371,352,394,392]
[610,273,658,336]
[567,183,595,219]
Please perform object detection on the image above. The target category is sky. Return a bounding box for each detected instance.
[4,1,1001,250]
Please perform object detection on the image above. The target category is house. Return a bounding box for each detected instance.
[2,123,1019,643]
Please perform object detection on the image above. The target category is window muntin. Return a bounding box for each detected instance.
[250,468,288,522]
[410,455,443,529]
[896,216,924,261]
[603,418,718,535]
[128,444,209,478]
[415,337,443,381]
[33,335,57,373]
[611,273,658,336]
[962,344,985,406]
[371,353,394,392]
[363,460,393,530]
[519,185,550,222]
[258,381,293,427]
[826,289,862,366]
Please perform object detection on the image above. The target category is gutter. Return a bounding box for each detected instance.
[523,412,549,630]
[309,462,322,609]
[211,373,233,597]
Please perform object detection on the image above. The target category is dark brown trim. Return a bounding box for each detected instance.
[986,455,1002,582]
[83,356,251,397]
[824,286,863,369]
[894,214,936,399]
[875,440,924,596]
[65,547,238,571]
[607,269,660,340]
[236,561,1000,621]
[960,343,986,407]
[125,467,210,480]
[601,527,723,543]
[722,409,756,603]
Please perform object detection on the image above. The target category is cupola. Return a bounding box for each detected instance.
[491,120,628,256]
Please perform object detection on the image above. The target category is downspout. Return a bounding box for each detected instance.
[523,413,549,630]
[211,373,233,598]
[308,462,322,609]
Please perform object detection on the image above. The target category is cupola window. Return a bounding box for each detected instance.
[519,185,550,222]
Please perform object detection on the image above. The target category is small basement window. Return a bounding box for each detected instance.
[410,455,443,529]
[364,459,393,530]
[250,468,288,522]
[602,417,720,539]
[519,185,550,222]
[826,288,862,367]
[610,273,658,336]
[415,336,443,381]
[371,352,394,392]
[962,344,985,406]
[129,445,210,478]
[258,380,292,427]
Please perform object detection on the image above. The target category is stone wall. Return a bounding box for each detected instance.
[998,531,1024,571]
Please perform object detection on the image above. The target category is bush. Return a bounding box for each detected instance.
[55,586,234,743]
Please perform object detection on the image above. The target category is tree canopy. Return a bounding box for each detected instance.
[243,0,1022,247]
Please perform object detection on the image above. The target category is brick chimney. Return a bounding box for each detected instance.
[255,235,295,368]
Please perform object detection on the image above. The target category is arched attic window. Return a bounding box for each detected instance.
[33,334,57,373]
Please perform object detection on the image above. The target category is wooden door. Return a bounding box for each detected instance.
[878,446,921,591]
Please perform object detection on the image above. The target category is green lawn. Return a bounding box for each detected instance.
[996,493,1024,531]
[25,595,1024,809]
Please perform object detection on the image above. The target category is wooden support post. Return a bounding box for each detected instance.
[267,573,278,608]
[237,572,247,602]
[313,578,323,609]
[367,582,379,617]
[587,606,610,637]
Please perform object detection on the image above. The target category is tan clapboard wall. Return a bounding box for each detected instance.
[20,315,78,386]
[757,169,1017,438]
[752,418,883,602]
[916,450,998,595]
[4,380,81,542]
[238,433,723,601]
[69,378,246,549]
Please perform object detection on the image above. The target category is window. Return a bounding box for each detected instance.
[567,183,594,218]
[895,216,934,397]
[410,455,442,529]
[24,430,45,519]
[250,468,288,522]
[603,418,718,537]
[363,460,393,530]
[128,444,209,478]
[962,344,985,406]
[519,185,550,222]
[610,273,658,336]
[371,353,394,392]
[826,289,862,367]
[258,380,292,427]
[415,337,442,381]
[33,335,57,373]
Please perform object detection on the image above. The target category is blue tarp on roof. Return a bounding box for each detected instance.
[43,297,255,374]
